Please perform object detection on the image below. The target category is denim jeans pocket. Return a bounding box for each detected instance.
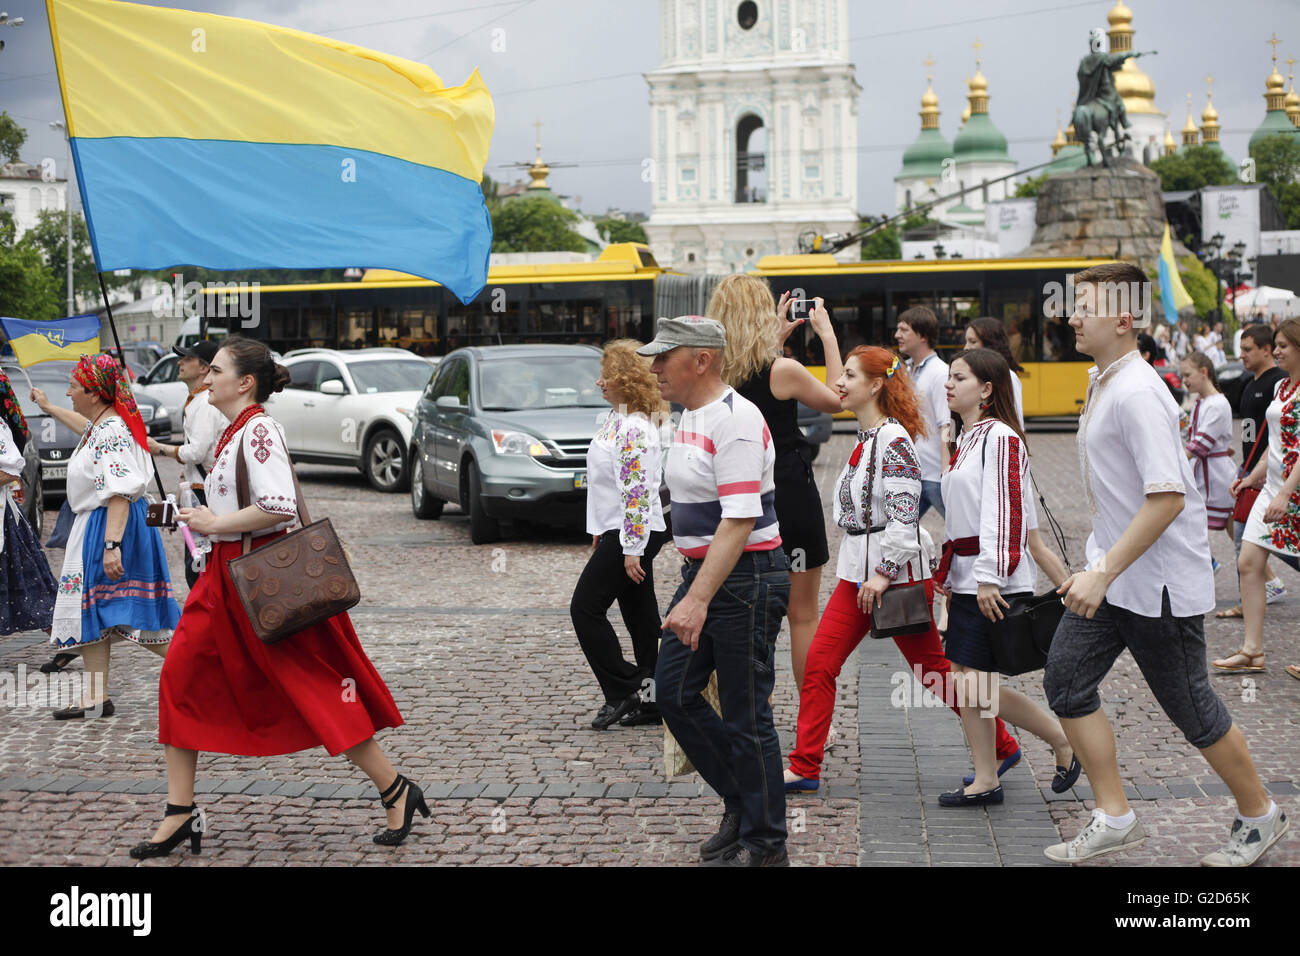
[718,571,759,609]
[750,576,790,675]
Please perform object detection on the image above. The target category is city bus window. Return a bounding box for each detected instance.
[302,304,332,348]
[340,306,373,350]
[987,287,1040,365]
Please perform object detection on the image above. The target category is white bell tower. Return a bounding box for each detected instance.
[644,0,861,273]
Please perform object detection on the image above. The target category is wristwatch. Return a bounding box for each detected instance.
[104,539,122,551]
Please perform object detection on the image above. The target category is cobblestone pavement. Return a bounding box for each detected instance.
[0,425,1296,866]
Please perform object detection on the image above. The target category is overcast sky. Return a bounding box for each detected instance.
[2,0,1298,230]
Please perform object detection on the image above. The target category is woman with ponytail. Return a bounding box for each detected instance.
[784,346,1022,792]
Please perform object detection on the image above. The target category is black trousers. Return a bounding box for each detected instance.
[571,526,670,705]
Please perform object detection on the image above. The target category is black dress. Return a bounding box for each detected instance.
[737,364,830,570]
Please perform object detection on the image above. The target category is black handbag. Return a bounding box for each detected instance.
[852,429,934,640]
[987,475,1072,675]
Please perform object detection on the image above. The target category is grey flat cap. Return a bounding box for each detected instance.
[635,315,727,355]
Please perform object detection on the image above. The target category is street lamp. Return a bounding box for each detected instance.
[0,12,23,52]
[933,241,946,259]
[49,121,74,316]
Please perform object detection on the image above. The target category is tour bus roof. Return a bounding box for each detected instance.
[751,254,1110,275]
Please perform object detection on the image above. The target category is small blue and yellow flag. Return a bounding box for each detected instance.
[47,0,495,304]
[1158,224,1194,323]
[0,314,101,366]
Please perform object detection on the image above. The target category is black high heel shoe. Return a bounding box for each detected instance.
[373,773,430,846]
[129,802,203,859]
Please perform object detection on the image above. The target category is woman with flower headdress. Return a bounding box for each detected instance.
[31,353,180,719]
[0,367,57,634]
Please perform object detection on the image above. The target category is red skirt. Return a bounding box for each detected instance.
[158,534,403,757]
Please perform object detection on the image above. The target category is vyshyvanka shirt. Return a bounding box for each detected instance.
[204,415,299,542]
[1184,393,1235,528]
[832,419,933,585]
[940,418,1039,595]
[1076,349,1214,617]
[666,387,780,559]
[585,409,666,556]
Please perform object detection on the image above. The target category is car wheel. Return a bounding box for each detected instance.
[364,428,408,492]
[409,449,444,520]
[464,459,500,545]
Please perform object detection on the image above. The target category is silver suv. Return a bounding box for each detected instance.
[408,345,608,543]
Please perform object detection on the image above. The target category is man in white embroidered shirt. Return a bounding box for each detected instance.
[639,315,791,867]
[1043,263,1287,867]
[895,306,949,517]
[148,340,225,587]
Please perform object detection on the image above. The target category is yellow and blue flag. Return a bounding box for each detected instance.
[46,0,495,304]
[0,314,101,366]
[1157,224,1194,323]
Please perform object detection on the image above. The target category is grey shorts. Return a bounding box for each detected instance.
[1043,588,1233,750]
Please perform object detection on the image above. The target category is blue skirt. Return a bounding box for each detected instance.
[0,499,57,635]
[945,591,1032,672]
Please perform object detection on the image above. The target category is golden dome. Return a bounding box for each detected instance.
[969,68,987,95]
[1163,122,1177,154]
[1107,1,1134,29]
[1050,120,1067,156]
[1107,2,1161,115]
[1267,67,1286,93]
[1287,59,1300,109]
[921,84,938,110]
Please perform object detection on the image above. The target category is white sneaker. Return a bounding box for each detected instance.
[1044,809,1146,863]
[1201,807,1289,867]
[824,723,838,751]
[1265,578,1286,604]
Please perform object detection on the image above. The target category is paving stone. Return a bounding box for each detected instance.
[1167,783,1204,799]
[450,783,486,799]
[1200,782,1233,797]
[1265,781,1299,795]
[511,784,546,798]
[481,784,517,800]
[331,785,370,800]
[243,781,279,796]
[215,779,253,795]
[304,783,341,800]
[573,783,607,799]
[604,783,639,798]
[273,781,311,798]
[423,783,458,799]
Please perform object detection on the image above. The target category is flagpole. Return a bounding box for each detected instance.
[97,272,167,501]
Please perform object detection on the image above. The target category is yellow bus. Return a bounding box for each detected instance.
[219,244,1102,419]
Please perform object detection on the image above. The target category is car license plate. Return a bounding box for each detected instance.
[573,472,587,489]
[43,465,67,480]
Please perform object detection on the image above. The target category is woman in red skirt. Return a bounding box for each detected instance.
[130,337,420,858]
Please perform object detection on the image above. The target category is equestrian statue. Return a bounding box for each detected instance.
[1072,28,1157,167]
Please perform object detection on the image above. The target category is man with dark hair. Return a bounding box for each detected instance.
[894,306,948,517]
[1042,264,1287,866]
[1216,324,1290,618]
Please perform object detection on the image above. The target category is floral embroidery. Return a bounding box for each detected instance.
[875,558,904,581]
[617,417,652,550]
[884,490,919,523]
[881,436,921,480]
[91,426,130,461]
[217,484,229,497]
[58,571,82,594]
[93,474,105,493]
[107,460,129,479]
[250,422,273,464]
[1268,385,1300,553]
[255,494,296,517]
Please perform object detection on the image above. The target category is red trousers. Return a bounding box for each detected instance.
[788,578,1019,779]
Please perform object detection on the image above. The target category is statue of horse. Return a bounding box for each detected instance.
[1072,99,1132,168]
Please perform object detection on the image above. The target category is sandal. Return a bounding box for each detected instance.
[1211,650,1265,673]
[1284,665,1300,682]
[1214,605,1245,619]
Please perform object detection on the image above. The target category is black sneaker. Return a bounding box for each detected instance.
[590,694,638,730]
[699,810,741,861]
[702,844,790,867]
[619,702,662,726]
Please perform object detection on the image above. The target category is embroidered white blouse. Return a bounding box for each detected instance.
[1184,393,1236,522]
[585,409,666,556]
[939,418,1040,595]
[833,419,934,585]
[204,415,298,542]
[1076,349,1213,617]
[67,416,151,514]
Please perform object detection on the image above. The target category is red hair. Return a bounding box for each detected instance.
[846,345,927,440]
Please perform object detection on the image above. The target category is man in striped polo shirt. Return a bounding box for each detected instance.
[638,316,792,867]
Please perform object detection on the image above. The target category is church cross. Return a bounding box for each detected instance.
[1267,33,1281,65]
[972,37,983,70]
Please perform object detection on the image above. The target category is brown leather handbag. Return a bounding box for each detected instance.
[226,417,360,644]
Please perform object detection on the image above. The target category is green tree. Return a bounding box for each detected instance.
[859,213,931,261]
[1149,145,1237,192]
[0,243,61,322]
[18,208,102,306]
[1250,133,1300,229]
[1014,172,1050,198]
[1177,254,1230,324]
[0,113,27,165]
[490,195,587,253]
[594,218,648,245]
[480,173,502,214]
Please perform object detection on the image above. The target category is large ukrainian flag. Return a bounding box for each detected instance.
[47,0,494,304]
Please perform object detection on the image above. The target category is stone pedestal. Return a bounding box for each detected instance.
[1016,159,1189,262]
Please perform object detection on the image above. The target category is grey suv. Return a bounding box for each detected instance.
[408,345,608,543]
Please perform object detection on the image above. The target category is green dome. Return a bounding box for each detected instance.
[1249,112,1299,151]
[1047,142,1087,175]
[1200,140,1236,170]
[953,113,1010,164]
[896,128,953,181]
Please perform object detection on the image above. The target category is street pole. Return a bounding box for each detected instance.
[65,135,73,315]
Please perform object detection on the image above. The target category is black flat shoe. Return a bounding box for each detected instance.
[699,810,741,861]
[53,699,115,720]
[40,653,77,674]
[1052,755,1082,793]
[591,694,638,730]
[702,845,790,867]
[129,802,202,859]
[618,703,662,726]
[938,784,1004,807]
[373,773,431,846]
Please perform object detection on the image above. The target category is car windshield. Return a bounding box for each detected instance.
[348,360,435,394]
[478,356,606,411]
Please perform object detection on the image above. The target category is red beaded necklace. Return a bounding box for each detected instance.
[214,403,265,459]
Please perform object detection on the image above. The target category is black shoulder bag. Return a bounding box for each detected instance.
[987,468,1072,676]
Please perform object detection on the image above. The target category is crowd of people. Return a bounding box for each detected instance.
[0,261,1293,867]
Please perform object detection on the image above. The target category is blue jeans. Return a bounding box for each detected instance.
[920,480,946,519]
[656,548,791,855]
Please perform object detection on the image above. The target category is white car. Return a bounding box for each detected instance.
[268,348,437,492]
[132,353,189,434]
